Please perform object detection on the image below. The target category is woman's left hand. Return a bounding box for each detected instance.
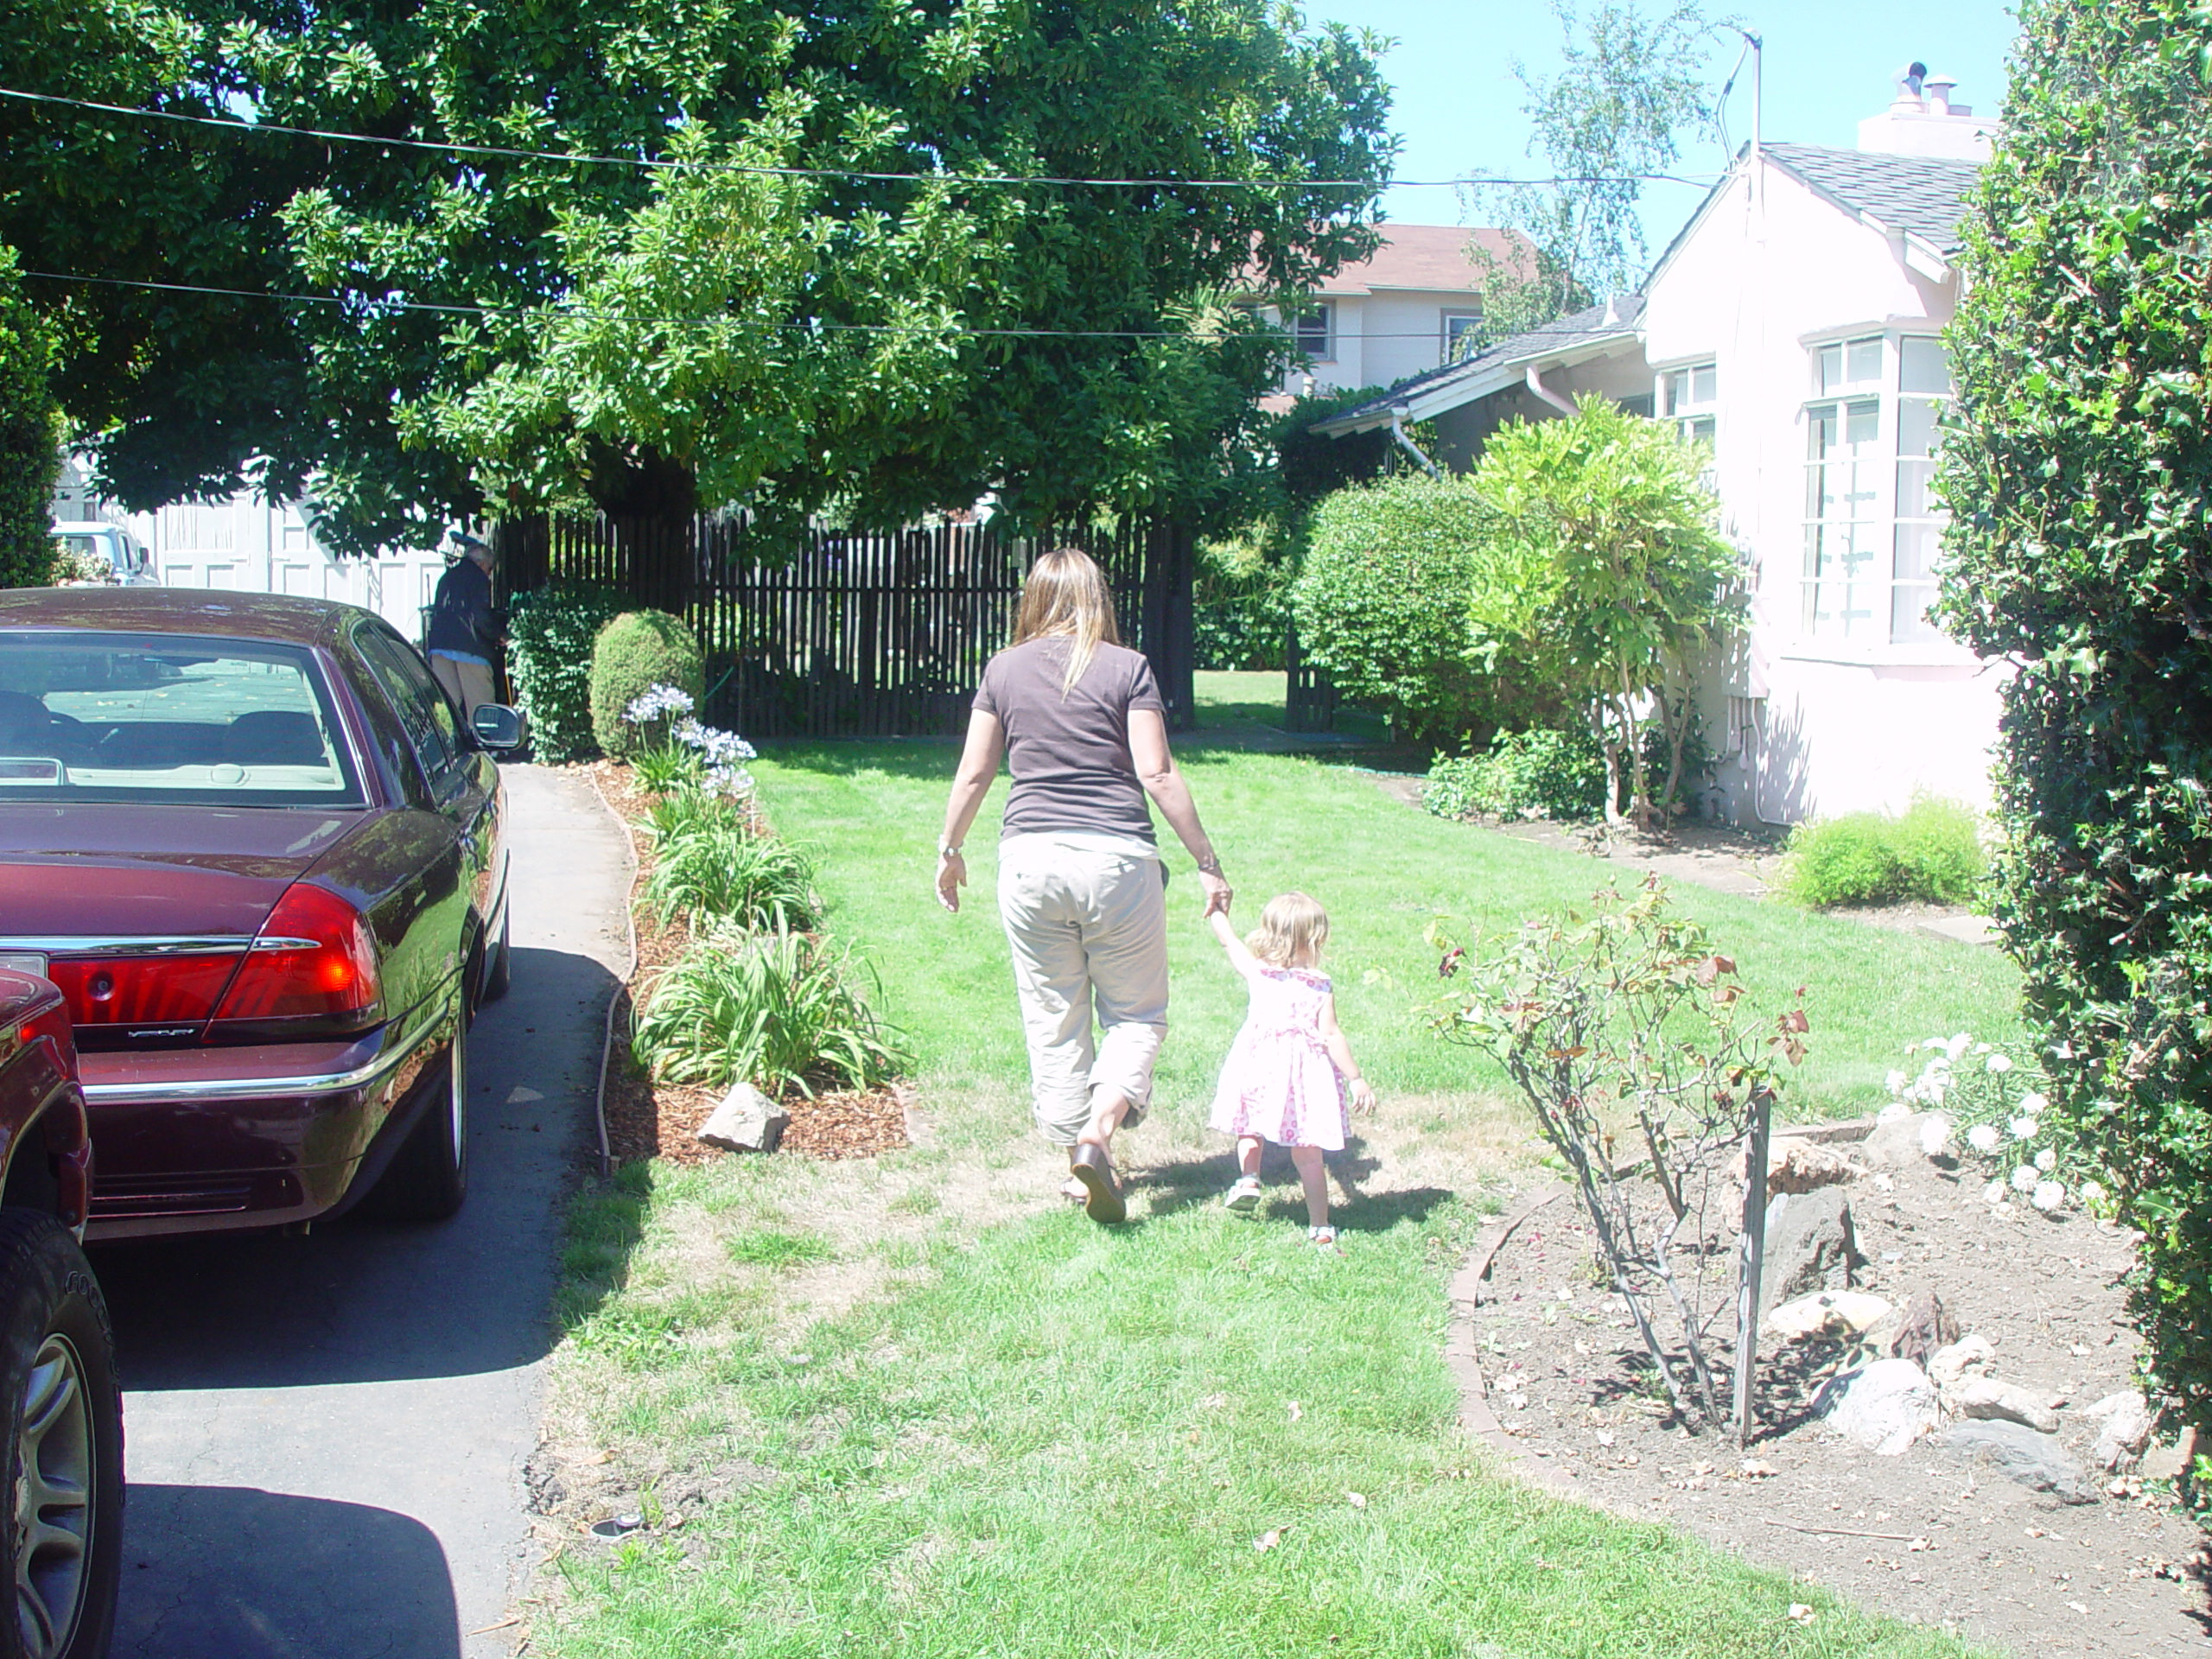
[936,849,968,913]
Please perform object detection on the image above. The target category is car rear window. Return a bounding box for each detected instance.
[0,630,365,806]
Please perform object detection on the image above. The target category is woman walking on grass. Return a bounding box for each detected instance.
[936,548,1231,1222]
[1206,893,1376,1247]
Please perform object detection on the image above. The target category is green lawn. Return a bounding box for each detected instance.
[753,708,2021,1128]
[546,1159,1978,1659]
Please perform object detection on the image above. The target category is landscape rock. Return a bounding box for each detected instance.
[2142,1424,2196,1483]
[1936,1419,2098,1504]
[1888,1290,1961,1369]
[1949,1376,2062,1434]
[696,1081,791,1154]
[1862,1111,1950,1168]
[1738,1137,1861,1194]
[2085,1391,2154,1472]
[1927,1333,1995,1389]
[1759,1186,1859,1314]
[1766,1290,1893,1343]
[1814,1357,1939,1456]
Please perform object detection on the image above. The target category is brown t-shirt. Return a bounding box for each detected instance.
[974,638,1165,842]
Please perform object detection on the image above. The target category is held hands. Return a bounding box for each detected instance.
[935,849,968,913]
[1346,1077,1378,1116]
[1197,868,1233,918]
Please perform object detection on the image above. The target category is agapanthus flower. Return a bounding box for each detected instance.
[1967,1123,2000,1154]
[622,683,696,725]
[2012,1165,2038,1192]
[2035,1147,2056,1173]
[2033,1180,2066,1212]
[2082,1180,2106,1205]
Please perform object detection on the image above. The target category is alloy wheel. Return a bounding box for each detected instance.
[13,1333,92,1659]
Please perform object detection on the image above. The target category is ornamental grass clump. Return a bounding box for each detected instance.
[645,814,819,934]
[632,924,906,1096]
[1429,880,1808,1439]
[1777,795,1986,908]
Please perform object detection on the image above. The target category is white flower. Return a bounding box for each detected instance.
[1945,1033,1973,1060]
[621,683,696,725]
[2082,1180,2106,1205]
[1885,1069,1908,1096]
[2010,1116,2040,1141]
[1982,1179,2008,1204]
[2012,1165,2039,1192]
[1920,1116,1952,1156]
[2033,1180,2066,1212]
[2018,1090,2049,1116]
[2035,1147,2056,1173]
[1967,1123,2001,1154]
[1974,1041,1993,1055]
[1986,1053,2013,1075]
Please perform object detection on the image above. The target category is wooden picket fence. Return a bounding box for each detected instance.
[497,514,1196,738]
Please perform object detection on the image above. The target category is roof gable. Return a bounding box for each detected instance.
[1761,144,1980,255]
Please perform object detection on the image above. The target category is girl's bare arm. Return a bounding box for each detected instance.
[1318,993,1378,1113]
[1207,908,1262,978]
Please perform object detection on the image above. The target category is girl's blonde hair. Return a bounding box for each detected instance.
[1011,547,1121,691]
[1247,891,1330,967]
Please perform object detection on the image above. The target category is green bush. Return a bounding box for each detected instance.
[1292,474,1561,743]
[1192,529,1291,671]
[632,924,906,1096]
[1425,728,1607,822]
[1934,0,2212,1424]
[590,609,703,759]
[507,581,626,762]
[1778,797,1986,908]
[0,248,59,589]
[645,811,820,933]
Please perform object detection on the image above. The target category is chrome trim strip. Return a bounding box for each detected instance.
[0,934,252,959]
[80,985,459,1104]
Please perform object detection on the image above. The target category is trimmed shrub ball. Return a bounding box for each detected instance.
[589,609,704,758]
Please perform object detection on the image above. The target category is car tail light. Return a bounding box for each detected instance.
[47,954,240,1028]
[15,999,73,1066]
[211,883,380,1023]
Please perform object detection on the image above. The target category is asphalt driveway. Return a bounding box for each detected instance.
[90,765,629,1659]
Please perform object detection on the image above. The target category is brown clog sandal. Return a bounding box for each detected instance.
[1069,1142,1127,1224]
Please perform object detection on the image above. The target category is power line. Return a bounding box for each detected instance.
[0,85,1724,192]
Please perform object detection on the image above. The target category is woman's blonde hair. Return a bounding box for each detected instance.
[1011,547,1121,691]
[1246,891,1330,968]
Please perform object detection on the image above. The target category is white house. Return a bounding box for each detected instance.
[1316,67,2002,826]
[52,455,453,642]
[1259,225,1529,404]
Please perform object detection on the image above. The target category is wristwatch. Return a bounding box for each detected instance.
[938,842,963,861]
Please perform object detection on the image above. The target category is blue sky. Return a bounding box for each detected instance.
[1309,1,2020,263]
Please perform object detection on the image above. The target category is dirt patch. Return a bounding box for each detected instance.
[582,760,910,1166]
[1463,1142,2212,1655]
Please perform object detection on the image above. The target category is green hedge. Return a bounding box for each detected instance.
[591,609,704,758]
[1935,0,2212,1422]
[1425,728,1606,822]
[1777,797,1986,909]
[507,581,626,762]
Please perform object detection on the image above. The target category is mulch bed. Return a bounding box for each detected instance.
[1469,1140,2212,1656]
[582,760,909,1167]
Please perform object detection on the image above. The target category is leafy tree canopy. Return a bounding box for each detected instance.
[2,0,1393,550]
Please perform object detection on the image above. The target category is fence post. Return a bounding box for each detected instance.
[1734,1085,1773,1447]
[1160,520,1196,732]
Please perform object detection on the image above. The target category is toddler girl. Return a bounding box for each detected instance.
[1205,892,1376,1245]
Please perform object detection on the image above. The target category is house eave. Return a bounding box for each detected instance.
[1310,329,1643,437]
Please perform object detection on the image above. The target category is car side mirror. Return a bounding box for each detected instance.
[471,703,525,752]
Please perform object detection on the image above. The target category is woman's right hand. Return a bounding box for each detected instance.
[1197,868,1232,918]
[936,849,968,913]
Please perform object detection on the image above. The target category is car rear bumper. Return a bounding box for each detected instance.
[79,983,459,1241]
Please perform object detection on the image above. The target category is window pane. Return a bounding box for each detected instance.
[1891,582,1944,645]
[1847,336,1885,385]
[1682,416,1715,445]
[1898,397,1942,460]
[359,631,459,783]
[1816,343,1843,394]
[1893,518,1942,582]
[1845,398,1880,448]
[1690,363,1717,405]
[1900,336,1952,395]
[1897,456,1938,518]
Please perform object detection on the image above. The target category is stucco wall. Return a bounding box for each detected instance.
[1641,161,2001,823]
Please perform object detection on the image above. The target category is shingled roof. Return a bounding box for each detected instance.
[1762,143,1981,255]
[1311,296,1645,435]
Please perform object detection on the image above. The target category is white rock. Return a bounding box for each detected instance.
[1950,1376,2061,1435]
[1815,1357,1940,1456]
[1862,1112,1949,1168]
[2085,1390,2154,1471]
[696,1080,791,1153]
[1926,1333,1995,1389]
[1765,1290,1894,1342]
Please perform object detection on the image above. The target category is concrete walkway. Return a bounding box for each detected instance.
[93,766,629,1659]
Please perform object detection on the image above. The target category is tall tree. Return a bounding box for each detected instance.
[2,0,1392,550]
[1463,0,1719,344]
[1936,0,2212,1425]
[0,245,60,586]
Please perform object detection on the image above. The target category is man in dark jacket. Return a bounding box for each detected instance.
[424,534,505,717]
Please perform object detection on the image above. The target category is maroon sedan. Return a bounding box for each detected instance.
[0,967,120,1659]
[0,588,517,1240]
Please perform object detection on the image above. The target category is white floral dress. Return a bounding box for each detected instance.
[1207,966,1348,1151]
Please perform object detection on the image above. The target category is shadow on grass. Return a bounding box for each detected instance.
[1133,1135,1449,1236]
[551,1158,660,1339]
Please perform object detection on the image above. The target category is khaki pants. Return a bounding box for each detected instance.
[429,653,497,720]
[996,834,1169,1146]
